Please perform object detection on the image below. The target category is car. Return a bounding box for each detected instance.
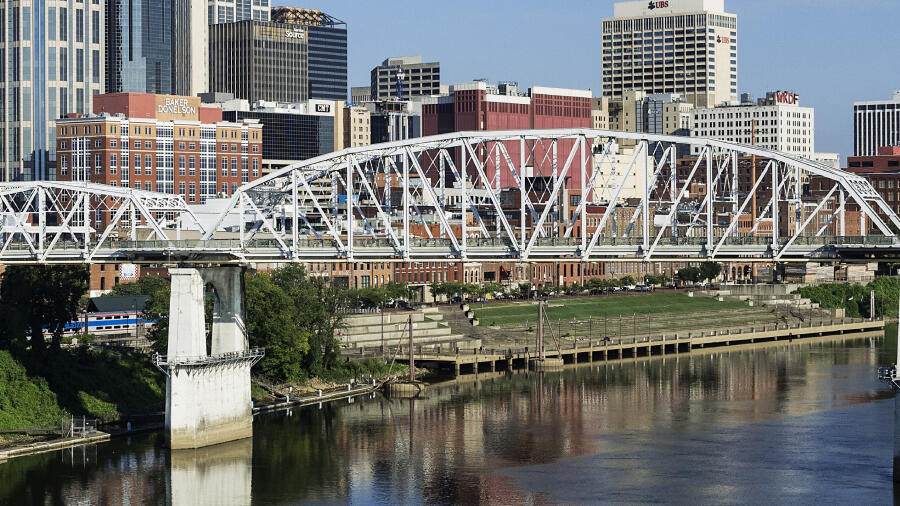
[624,284,637,291]
[635,285,651,292]
[450,296,463,303]
[474,296,486,302]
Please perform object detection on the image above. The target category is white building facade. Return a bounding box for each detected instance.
[691,91,815,157]
[601,0,738,109]
[853,91,900,156]
[208,0,270,23]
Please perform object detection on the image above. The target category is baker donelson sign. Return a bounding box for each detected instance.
[155,96,201,121]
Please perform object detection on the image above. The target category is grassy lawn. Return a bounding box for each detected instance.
[472,293,748,327]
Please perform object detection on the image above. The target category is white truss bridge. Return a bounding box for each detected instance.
[2,129,899,265]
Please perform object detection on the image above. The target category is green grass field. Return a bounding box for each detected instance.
[472,293,748,327]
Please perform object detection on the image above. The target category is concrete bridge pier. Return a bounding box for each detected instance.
[160,267,263,450]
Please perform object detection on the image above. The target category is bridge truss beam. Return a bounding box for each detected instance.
[201,129,900,263]
[1,129,898,264]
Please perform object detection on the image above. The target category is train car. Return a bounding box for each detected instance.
[48,311,154,340]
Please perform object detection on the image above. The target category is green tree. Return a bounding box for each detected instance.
[699,261,722,282]
[245,271,309,381]
[0,265,88,355]
[677,266,701,284]
[272,265,349,376]
[620,275,636,287]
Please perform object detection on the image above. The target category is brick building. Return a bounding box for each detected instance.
[844,146,900,223]
[422,81,592,189]
[56,93,264,204]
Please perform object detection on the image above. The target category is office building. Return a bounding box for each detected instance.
[56,93,263,204]
[351,86,372,105]
[208,0,270,23]
[605,90,693,135]
[173,0,208,96]
[370,56,440,101]
[0,0,105,181]
[209,20,308,104]
[853,91,900,156]
[845,146,900,218]
[105,0,174,94]
[222,99,335,164]
[691,91,815,157]
[334,104,371,151]
[371,112,421,144]
[422,81,591,189]
[271,7,348,100]
[601,0,738,108]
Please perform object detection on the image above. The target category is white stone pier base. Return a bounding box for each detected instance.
[160,267,262,450]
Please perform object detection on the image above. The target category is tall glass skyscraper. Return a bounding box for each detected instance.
[271,7,347,101]
[0,0,105,181]
[106,0,207,97]
[105,0,174,94]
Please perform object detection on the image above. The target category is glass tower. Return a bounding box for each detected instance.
[105,0,174,94]
[0,0,104,181]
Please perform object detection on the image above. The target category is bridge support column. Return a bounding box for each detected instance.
[160,267,262,450]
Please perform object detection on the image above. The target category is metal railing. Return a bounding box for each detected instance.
[152,348,265,374]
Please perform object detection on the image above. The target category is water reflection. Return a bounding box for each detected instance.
[171,438,252,505]
[0,336,895,504]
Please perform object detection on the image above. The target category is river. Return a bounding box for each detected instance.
[2,331,898,505]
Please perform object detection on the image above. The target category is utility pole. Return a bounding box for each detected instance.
[871,290,876,320]
[409,314,415,382]
[537,300,545,360]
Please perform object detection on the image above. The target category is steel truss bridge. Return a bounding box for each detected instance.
[2,129,900,265]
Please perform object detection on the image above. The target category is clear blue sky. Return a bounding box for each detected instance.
[291,0,899,161]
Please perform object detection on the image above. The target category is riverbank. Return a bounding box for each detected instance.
[412,317,885,376]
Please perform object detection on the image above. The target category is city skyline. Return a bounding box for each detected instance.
[298,0,900,163]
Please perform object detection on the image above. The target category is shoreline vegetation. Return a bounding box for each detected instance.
[2,261,897,444]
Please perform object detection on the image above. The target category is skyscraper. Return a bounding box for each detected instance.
[271,7,347,100]
[105,0,175,94]
[854,91,900,156]
[1,1,105,181]
[370,56,440,101]
[601,0,738,108]
[172,0,208,96]
[209,21,308,104]
[208,0,270,23]
[106,0,206,97]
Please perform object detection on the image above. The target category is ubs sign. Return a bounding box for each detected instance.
[647,1,669,9]
[155,96,200,121]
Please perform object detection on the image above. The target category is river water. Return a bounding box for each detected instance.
[2,332,898,505]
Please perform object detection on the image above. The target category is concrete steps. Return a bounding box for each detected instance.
[339,308,466,349]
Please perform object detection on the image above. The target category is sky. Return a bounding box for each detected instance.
[291,0,900,162]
